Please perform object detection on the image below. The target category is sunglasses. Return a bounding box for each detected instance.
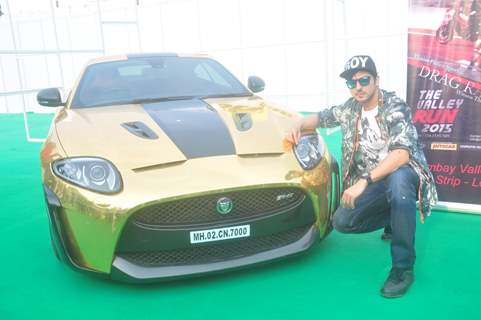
[346,75,371,89]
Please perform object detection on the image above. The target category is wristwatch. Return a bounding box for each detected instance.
[361,172,373,185]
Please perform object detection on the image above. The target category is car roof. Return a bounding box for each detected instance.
[85,53,211,66]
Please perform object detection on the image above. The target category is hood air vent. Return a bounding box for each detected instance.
[121,122,158,140]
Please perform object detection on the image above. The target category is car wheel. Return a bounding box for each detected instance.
[436,23,452,44]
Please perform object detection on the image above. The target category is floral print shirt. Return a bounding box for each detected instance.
[318,90,438,221]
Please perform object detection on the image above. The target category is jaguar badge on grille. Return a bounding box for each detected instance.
[216,197,233,214]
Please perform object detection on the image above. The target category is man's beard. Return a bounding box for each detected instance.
[354,89,374,104]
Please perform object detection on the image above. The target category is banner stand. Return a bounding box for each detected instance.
[408,1,481,211]
[434,202,481,215]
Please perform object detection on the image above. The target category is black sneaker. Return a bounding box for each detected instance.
[380,268,414,298]
[381,226,392,241]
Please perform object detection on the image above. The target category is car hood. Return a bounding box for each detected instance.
[54,96,297,170]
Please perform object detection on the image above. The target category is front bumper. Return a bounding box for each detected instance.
[111,225,319,283]
[44,183,319,282]
[110,186,317,282]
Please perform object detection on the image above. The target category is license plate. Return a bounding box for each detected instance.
[190,225,250,244]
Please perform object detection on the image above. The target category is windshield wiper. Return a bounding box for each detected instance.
[123,95,199,104]
[82,95,198,108]
[81,93,253,108]
[200,92,253,99]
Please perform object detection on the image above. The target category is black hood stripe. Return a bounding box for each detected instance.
[143,99,236,159]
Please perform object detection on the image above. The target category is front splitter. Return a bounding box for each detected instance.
[110,224,319,283]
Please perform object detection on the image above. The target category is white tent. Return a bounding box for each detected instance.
[0,0,409,140]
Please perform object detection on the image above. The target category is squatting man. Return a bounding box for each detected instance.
[285,55,438,298]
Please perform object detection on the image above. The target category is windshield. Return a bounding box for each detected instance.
[71,56,251,108]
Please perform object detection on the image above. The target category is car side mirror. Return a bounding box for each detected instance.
[37,88,64,107]
[248,76,265,93]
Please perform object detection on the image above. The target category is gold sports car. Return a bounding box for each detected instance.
[38,53,340,283]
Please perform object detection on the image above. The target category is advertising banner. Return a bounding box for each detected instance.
[408,0,481,206]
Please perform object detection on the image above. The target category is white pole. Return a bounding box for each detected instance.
[97,0,106,55]
[5,0,35,142]
[49,0,66,99]
[135,0,142,52]
[324,0,341,136]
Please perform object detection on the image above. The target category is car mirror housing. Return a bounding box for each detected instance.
[248,76,265,93]
[37,88,64,107]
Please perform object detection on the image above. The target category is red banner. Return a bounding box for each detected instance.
[408,0,481,205]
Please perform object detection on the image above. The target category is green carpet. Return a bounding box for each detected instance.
[0,113,480,320]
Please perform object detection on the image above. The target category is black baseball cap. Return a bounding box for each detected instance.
[339,55,377,80]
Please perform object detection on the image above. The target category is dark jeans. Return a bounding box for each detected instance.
[332,165,420,269]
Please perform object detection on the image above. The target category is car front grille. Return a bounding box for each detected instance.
[132,187,305,226]
[117,224,311,267]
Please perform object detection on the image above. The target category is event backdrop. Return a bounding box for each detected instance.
[408,0,481,205]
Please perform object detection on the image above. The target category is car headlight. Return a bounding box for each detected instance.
[294,134,325,170]
[52,157,122,194]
